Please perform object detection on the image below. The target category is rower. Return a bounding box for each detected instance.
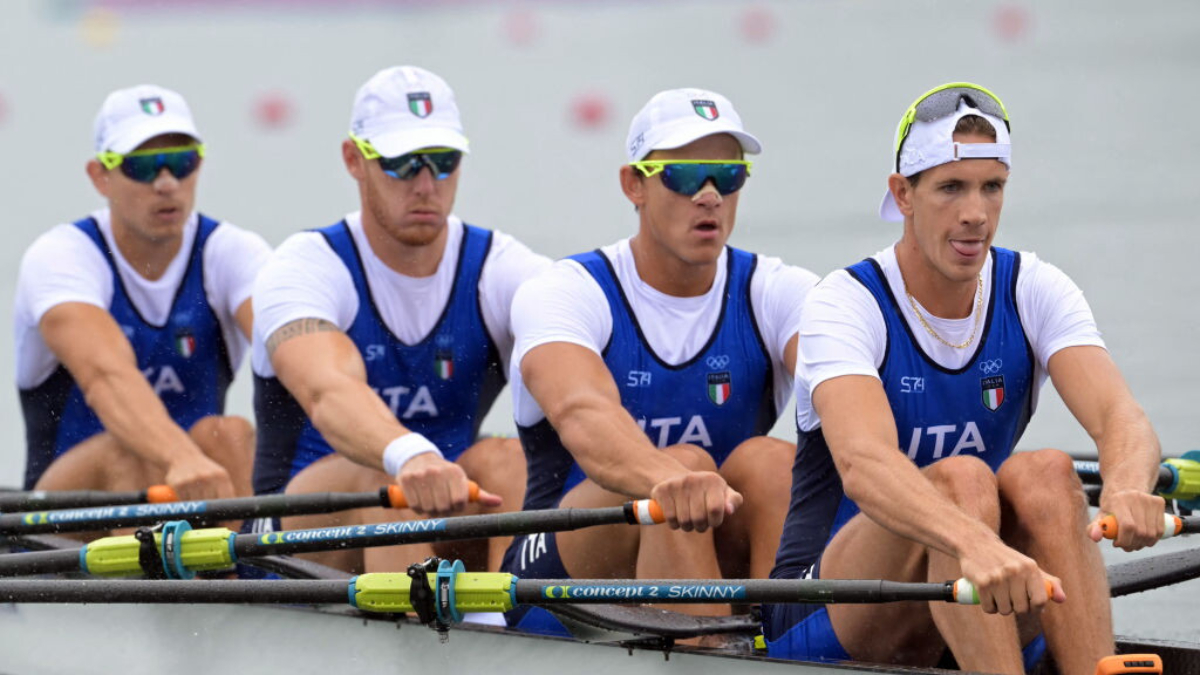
[501,88,819,635]
[15,84,268,504]
[763,83,1166,675]
[250,66,551,575]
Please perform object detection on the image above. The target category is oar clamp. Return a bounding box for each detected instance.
[407,557,452,641]
[134,526,166,580]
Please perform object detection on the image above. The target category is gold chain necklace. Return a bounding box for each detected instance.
[905,273,983,349]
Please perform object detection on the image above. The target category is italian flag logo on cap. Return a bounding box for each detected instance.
[434,349,454,380]
[707,371,731,406]
[980,375,1005,411]
[408,92,433,118]
[176,332,196,358]
[140,98,165,116]
[692,100,719,121]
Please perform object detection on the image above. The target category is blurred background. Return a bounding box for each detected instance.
[0,0,1197,640]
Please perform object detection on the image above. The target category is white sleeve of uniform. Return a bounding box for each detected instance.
[751,255,820,413]
[17,224,113,324]
[510,260,611,369]
[478,231,553,371]
[250,232,358,377]
[202,223,273,326]
[794,270,888,432]
[1015,252,1105,369]
[509,259,611,427]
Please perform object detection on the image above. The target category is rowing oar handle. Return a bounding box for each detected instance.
[145,485,178,503]
[951,578,1055,605]
[1099,513,1184,540]
[384,481,481,509]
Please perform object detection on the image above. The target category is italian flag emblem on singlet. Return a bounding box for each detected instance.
[408,92,433,118]
[692,100,719,120]
[707,371,732,406]
[175,332,196,358]
[434,349,454,380]
[981,375,1005,411]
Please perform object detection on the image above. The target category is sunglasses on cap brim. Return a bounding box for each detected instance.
[97,145,205,184]
[894,83,1010,171]
[630,160,752,196]
[350,133,463,181]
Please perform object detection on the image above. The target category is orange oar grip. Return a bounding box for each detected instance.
[385,481,481,509]
[1044,579,1055,600]
[145,485,178,504]
[1095,653,1163,675]
[1100,514,1119,539]
[630,499,665,524]
[1100,513,1181,541]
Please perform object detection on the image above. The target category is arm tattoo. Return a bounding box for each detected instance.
[266,318,339,358]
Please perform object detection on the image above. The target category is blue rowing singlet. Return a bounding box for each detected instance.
[517,247,776,513]
[252,221,505,495]
[772,247,1035,576]
[19,215,232,489]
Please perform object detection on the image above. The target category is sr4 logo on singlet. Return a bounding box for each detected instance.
[636,415,712,448]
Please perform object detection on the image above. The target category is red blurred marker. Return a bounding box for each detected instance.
[993,4,1031,43]
[741,5,775,44]
[254,91,294,130]
[504,9,538,47]
[570,91,611,131]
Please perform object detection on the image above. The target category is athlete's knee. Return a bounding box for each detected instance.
[925,456,1000,524]
[721,437,794,491]
[189,416,255,462]
[459,436,526,483]
[663,443,718,473]
[998,449,1084,520]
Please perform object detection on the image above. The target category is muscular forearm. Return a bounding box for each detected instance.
[553,400,690,499]
[1096,402,1162,494]
[839,442,1000,559]
[306,378,409,471]
[82,370,205,468]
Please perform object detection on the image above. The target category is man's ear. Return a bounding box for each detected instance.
[888,173,916,218]
[86,159,111,198]
[343,139,366,181]
[620,164,645,211]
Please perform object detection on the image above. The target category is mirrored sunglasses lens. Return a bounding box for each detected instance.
[660,164,747,196]
[915,87,1004,123]
[380,151,463,180]
[120,150,201,183]
[660,165,707,195]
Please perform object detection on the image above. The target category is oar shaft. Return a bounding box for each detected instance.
[0,548,81,577]
[0,486,175,512]
[512,578,958,606]
[0,579,348,605]
[1099,513,1195,540]
[233,501,661,558]
[0,491,392,536]
[1074,461,1175,493]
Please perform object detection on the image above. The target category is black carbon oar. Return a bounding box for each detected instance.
[1073,454,1200,506]
[0,485,177,512]
[0,500,666,578]
[0,573,992,610]
[0,484,437,536]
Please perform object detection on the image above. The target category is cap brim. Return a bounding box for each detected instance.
[369,128,470,158]
[648,126,762,159]
[105,114,200,154]
[879,189,904,222]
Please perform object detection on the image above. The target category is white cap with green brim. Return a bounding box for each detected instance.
[880,99,1011,222]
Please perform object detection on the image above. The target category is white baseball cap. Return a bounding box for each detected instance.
[350,66,469,157]
[880,95,1011,222]
[94,84,201,154]
[626,88,762,162]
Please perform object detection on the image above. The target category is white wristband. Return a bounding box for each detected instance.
[382,433,443,478]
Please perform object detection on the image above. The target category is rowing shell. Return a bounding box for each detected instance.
[0,538,1197,675]
[0,594,1196,675]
